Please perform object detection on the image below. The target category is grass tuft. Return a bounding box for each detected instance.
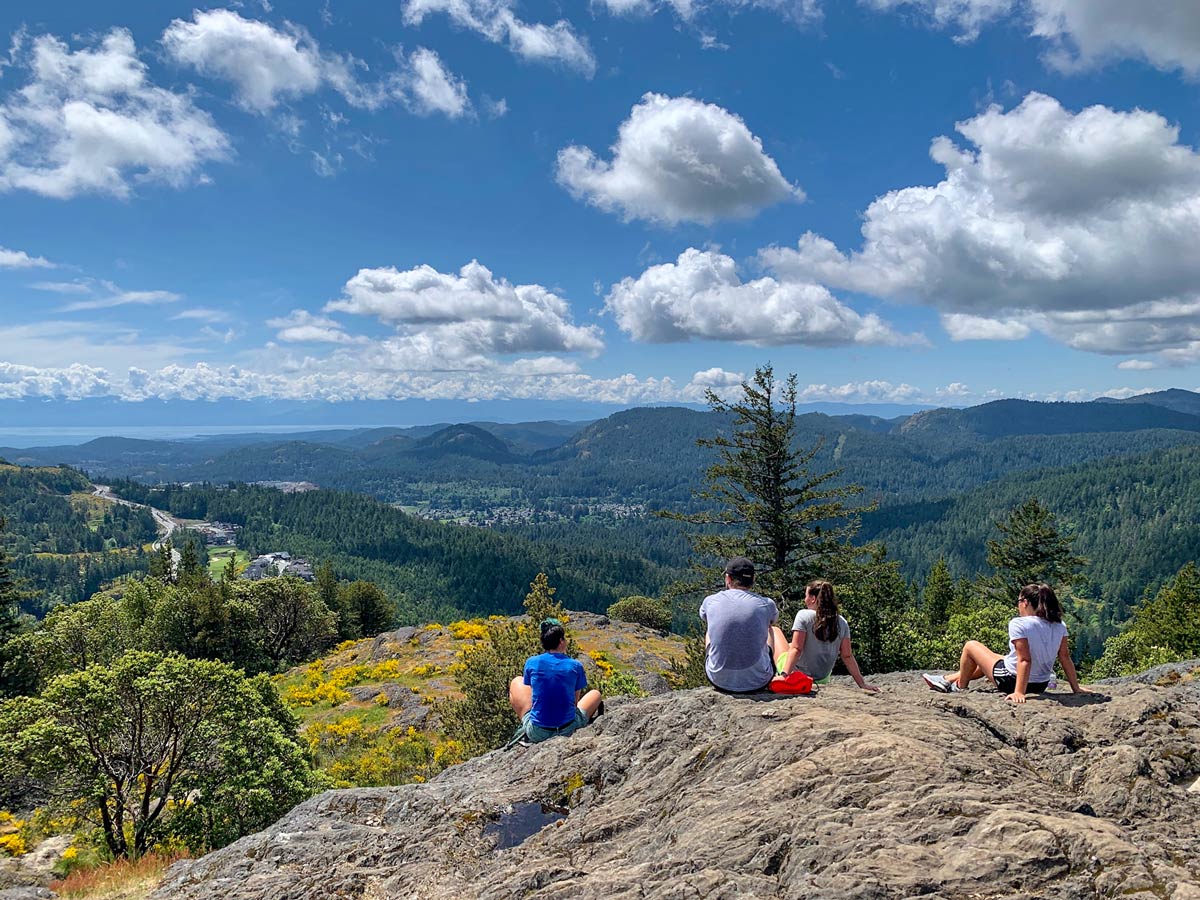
[49,851,189,900]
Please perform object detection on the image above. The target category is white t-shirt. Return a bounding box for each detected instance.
[1002,616,1068,683]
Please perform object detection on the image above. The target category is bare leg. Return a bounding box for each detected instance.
[577,689,603,719]
[768,626,789,672]
[950,641,1003,689]
[509,676,533,718]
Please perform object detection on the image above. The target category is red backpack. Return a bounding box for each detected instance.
[768,670,814,694]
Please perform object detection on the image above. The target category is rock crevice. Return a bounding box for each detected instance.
[154,666,1200,900]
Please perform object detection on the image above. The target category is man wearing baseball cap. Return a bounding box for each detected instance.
[699,557,788,693]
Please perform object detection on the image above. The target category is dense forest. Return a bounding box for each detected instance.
[106,480,678,624]
[859,445,1200,627]
[0,463,155,609]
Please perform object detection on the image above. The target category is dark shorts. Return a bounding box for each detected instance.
[992,660,1048,695]
[707,672,774,694]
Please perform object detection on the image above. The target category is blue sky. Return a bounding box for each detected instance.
[3,0,1200,423]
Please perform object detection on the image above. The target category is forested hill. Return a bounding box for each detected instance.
[8,395,1200,513]
[860,443,1200,629]
[0,462,156,608]
[106,482,677,624]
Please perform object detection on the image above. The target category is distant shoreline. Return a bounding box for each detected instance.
[0,425,361,448]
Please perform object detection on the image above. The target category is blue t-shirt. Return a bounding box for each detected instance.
[523,652,587,729]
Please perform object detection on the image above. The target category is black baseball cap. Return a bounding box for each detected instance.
[724,557,755,580]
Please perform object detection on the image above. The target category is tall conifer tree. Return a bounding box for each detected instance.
[664,364,866,620]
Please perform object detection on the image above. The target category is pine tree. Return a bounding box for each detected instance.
[178,538,204,586]
[0,517,21,640]
[923,558,955,627]
[663,364,867,621]
[984,498,1087,597]
[149,540,175,582]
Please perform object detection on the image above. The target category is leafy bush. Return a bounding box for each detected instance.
[1,651,318,858]
[607,595,672,631]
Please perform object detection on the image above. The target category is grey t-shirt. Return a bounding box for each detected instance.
[699,588,778,692]
[791,609,850,680]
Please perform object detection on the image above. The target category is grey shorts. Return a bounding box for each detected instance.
[522,707,588,743]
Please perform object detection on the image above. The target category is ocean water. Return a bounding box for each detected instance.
[0,425,350,448]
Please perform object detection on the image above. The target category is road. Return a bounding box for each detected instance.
[93,484,183,554]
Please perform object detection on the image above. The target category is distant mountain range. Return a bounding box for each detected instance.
[5,389,1200,492]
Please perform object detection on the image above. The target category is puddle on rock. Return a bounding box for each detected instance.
[484,802,568,850]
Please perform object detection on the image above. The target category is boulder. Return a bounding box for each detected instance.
[153,669,1200,900]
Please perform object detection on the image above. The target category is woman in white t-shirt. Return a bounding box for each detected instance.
[922,583,1089,703]
[778,580,879,692]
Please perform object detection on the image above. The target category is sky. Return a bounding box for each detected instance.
[3,0,1200,424]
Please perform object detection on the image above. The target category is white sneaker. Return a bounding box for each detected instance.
[923,673,951,693]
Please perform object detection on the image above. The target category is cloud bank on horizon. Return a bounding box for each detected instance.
[2,0,1200,414]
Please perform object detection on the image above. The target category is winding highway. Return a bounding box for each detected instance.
[92,484,183,554]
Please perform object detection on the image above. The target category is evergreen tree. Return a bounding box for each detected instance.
[1092,562,1200,678]
[922,558,955,627]
[839,544,917,674]
[149,540,175,582]
[337,581,395,638]
[983,498,1087,597]
[316,562,354,638]
[664,365,866,621]
[0,517,21,641]
[178,537,205,586]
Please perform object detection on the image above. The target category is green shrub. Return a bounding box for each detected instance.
[607,596,672,632]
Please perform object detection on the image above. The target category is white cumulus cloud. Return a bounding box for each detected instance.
[557,93,801,225]
[402,0,595,76]
[267,309,362,344]
[0,246,53,269]
[866,0,1200,76]
[162,9,331,112]
[764,92,1200,359]
[163,10,472,118]
[0,362,112,400]
[402,48,472,118]
[323,260,605,362]
[0,29,230,199]
[941,314,1031,341]
[605,248,919,347]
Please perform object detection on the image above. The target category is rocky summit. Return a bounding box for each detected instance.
[154,664,1200,900]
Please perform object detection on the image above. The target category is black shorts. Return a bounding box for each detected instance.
[992,660,1048,695]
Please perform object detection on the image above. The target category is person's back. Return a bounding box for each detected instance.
[701,586,778,692]
[791,608,849,681]
[1002,614,1067,684]
[523,651,584,729]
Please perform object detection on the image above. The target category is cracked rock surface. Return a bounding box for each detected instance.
[153,664,1200,900]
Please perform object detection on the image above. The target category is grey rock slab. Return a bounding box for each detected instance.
[153,676,1200,900]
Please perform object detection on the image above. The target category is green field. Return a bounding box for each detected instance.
[207,546,249,578]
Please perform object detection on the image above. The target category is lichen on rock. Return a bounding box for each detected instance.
[152,665,1200,900]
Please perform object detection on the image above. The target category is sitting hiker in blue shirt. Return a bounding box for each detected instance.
[508,618,603,743]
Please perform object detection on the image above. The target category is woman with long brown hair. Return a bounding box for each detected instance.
[923,583,1090,703]
[778,580,879,692]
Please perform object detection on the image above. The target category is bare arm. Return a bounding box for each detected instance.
[1009,638,1031,703]
[780,630,805,675]
[1057,637,1090,693]
[840,638,879,692]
